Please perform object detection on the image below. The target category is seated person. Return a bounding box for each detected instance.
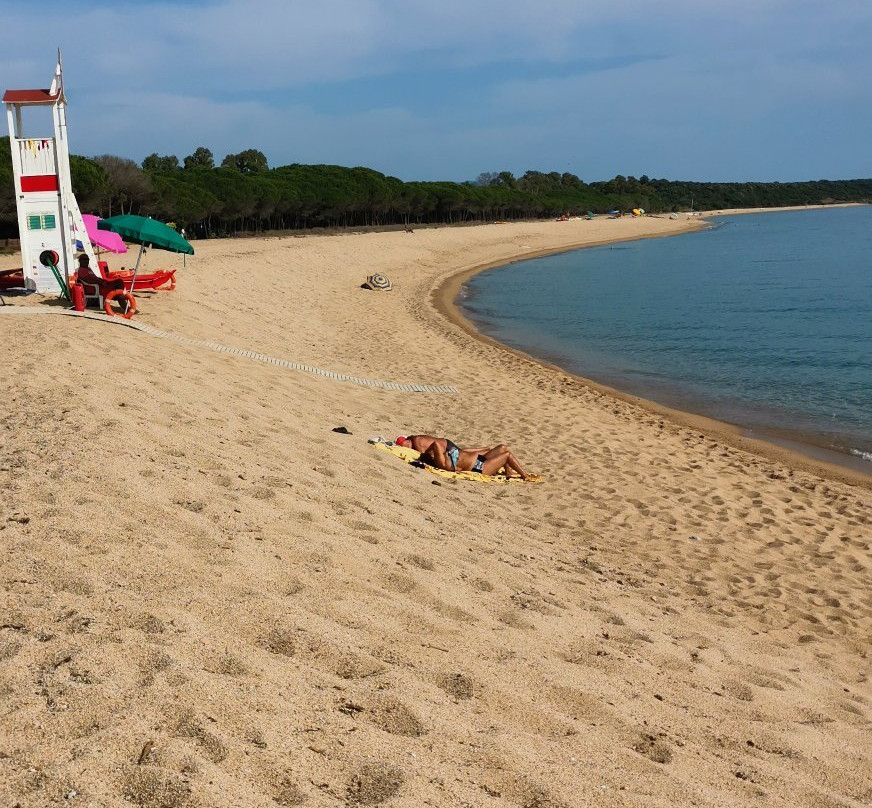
[396,434,529,479]
[76,254,128,309]
[76,254,125,292]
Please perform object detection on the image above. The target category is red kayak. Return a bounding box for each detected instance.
[0,269,25,289]
[109,268,176,291]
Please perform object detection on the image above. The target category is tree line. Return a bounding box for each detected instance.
[1,137,870,239]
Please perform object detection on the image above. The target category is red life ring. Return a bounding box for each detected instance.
[104,289,137,319]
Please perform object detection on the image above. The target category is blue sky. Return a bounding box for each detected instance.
[3,0,871,183]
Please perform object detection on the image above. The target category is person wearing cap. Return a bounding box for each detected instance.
[396,434,529,479]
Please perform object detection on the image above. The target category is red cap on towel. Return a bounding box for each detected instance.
[395,436,407,446]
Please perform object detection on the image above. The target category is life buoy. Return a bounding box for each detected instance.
[104,289,137,319]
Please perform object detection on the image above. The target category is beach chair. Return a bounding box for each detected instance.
[75,265,137,318]
[75,268,108,310]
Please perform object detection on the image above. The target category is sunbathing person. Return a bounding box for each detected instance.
[396,434,529,479]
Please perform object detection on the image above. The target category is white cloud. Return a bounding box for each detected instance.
[3,0,871,180]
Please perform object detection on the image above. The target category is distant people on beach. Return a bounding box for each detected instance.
[396,434,529,478]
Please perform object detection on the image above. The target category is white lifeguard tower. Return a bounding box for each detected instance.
[3,52,94,293]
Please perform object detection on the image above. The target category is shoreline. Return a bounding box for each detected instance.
[431,215,872,490]
[5,204,864,485]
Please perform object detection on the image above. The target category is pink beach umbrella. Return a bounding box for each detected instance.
[80,214,128,255]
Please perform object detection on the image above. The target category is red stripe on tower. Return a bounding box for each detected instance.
[20,175,59,192]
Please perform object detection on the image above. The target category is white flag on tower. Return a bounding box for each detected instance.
[49,51,63,97]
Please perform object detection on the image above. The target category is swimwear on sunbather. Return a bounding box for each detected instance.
[445,439,461,471]
[472,455,485,473]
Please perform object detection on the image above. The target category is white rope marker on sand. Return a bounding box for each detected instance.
[0,307,459,394]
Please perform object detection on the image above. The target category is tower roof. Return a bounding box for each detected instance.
[2,88,62,105]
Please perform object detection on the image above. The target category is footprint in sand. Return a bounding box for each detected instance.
[633,732,673,764]
[346,761,405,806]
[436,672,474,700]
[347,696,426,737]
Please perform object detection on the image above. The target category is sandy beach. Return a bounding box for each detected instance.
[1,214,869,807]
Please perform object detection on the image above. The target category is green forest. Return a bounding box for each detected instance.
[2,137,871,239]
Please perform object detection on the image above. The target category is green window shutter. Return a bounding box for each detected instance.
[42,214,56,229]
[27,214,42,230]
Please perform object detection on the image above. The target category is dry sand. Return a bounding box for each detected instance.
[0,214,869,808]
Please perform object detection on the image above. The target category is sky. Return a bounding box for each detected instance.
[3,0,871,183]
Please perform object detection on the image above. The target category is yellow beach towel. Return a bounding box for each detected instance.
[369,440,542,483]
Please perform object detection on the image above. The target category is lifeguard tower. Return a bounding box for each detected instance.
[3,52,94,293]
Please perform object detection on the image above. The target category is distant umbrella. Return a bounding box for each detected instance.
[363,273,392,291]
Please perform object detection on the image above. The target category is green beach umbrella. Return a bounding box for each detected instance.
[97,214,193,254]
[97,215,194,300]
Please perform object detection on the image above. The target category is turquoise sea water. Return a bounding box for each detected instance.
[460,206,872,471]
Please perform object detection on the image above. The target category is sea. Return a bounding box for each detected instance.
[459,206,872,474]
